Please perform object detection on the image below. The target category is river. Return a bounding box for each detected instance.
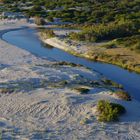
[2,28,140,100]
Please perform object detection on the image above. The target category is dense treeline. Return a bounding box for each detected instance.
[2,0,140,24]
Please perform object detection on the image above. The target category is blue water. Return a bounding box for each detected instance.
[2,28,140,100]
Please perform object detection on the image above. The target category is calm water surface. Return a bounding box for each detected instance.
[2,28,140,100]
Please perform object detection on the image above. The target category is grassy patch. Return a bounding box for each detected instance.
[115,35,140,53]
[97,100,126,122]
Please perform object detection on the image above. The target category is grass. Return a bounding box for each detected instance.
[115,35,140,53]
[97,100,126,122]
[87,51,140,73]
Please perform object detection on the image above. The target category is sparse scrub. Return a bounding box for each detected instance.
[115,35,140,53]
[102,79,123,89]
[55,61,82,67]
[34,17,46,25]
[40,29,55,39]
[115,90,131,101]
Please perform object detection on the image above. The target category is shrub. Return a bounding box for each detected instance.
[34,17,46,25]
[97,100,126,122]
[40,29,55,39]
[55,61,81,67]
[115,90,131,101]
[102,79,123,89]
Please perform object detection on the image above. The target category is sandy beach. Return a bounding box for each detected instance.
[1,21,140,140]
[43,29,140,73]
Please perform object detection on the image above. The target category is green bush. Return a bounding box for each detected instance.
[97,100,126,122]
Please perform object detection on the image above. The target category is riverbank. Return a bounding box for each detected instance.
[1,23,140,139]
[42,29,140,73]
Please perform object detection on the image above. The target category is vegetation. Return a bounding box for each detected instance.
[2,0,140,23]
[1,0,140,73]
[115,90,131,101]
[97,100,126,122]
[34,17,46,25]
[101,79,123,89]
[69,20,139,42]
[74,87,90,94]
[115,35,140,52]
[54,61,82,67]
[40,29,55,39]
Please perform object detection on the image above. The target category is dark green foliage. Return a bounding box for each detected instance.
[69,21,139,42]
[2,0,140,24]
[97,100,126,122]
[2,0,139,51]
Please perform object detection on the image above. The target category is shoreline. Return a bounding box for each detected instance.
[42,36,140,74]
[0,27,28,38]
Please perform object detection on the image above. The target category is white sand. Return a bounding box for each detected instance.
[0,22,140,140]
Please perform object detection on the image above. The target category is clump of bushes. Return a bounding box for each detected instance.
[115,90,131,101]
[40,29,55,39]
[97,100,126,122]
[69,21,139,42]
